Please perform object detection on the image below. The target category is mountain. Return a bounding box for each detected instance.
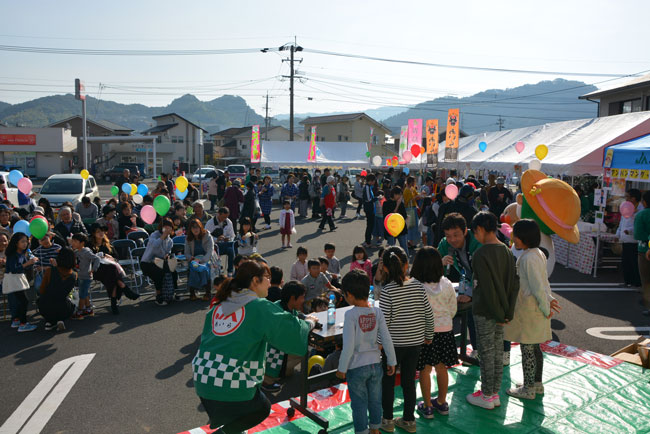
[0,101,10,113]
[0,94,265,133]
[382,79,598,136]
[275,105,406,123]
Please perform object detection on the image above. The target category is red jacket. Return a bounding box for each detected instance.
[323,185,336,209]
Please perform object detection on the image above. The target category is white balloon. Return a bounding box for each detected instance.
[133,194,143,204]
[372,155,382,167]
[529,159,542,171]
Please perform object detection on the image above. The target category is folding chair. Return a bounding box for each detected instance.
[172,235,186,245]
[127,230,149,248]
[111,239,140,289]
[172,243,189,293]
[130,246,149,292]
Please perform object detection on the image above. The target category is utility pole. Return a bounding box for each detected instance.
[264,92,269,141]
[496,115,505,131]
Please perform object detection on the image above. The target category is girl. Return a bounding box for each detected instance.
[379,246,434,433]
[350,245,372,281]
[37,247,77,331]
[411,247,458,418]
[237,217,259,256]
[505,219,560,400]
[185,219,215,301]
[4,232,39,332]
[290,246,308,281]
[382,186,409,256]
[279,200,295,248]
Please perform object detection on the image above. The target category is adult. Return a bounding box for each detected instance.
[191,201,210,226]
[114,169,132,195]
[75,196,98,220]
[634,190,650,316]
[117,202,144,239]
[617,189,643,287]
[224,179,244,233]
[37,247,77,331]
[403,176,420,248]
[192,261,316,433]
[362,174,378,248]
[185,219,215,301]
[488,177,513,218]
[37,197,55,222]
[281,175,299,212]
[320,168,331,188]
[163,173,175,199]
[216,170,229,201]
[240,182,258,231]
[96,205,119,241]
[309,171,322,219]
[141,217,177,305]
[54,206,88,241]
[297,175,310,219]
[208,174,219,211]
[255,176,274,229]
[205,207,237,276]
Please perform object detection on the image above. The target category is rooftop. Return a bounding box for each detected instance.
[141,123,178,134]
[580,73,650,100]
[152,112,208,132]
[300,112,392,133]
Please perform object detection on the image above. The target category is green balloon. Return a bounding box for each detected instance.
[153,195,170,216]
[365,151,371,157]
[29,217,48,240]
[111,185,119,196]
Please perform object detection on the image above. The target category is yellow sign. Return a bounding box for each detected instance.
[611,168,619,177]
[629,169,640,179]
[619,169,629,178]
[641,170,650,180]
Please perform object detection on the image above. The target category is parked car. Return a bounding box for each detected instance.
[191,165,216,183]
[0,171,20,207]
[226,164,246,180]
[37,174,100,209]
[0,165,22,173]
[102,164,145,182]
[261,167,281,184]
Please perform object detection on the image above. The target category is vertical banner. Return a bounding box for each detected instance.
[444,109,460,162]
[407,119,422,151]
[425,119,439,166]
[399,126,408,157]
[307,126,317,162]
[369,127,374,152]
[250,125,260,163]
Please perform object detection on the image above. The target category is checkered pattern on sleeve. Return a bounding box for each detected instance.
[192,351,264,389]
[265,346,286,378]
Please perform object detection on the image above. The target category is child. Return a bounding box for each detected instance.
[411,247,458,418]
[32,232,62,291]
[324,243,341,277]
[301,259,333,311]
[237,217,259,256]
[466,212,519,410]
[266,266,283,303]
[372,189,385,246]
[70,233,100,319]
[350,245,372,281]
[505,219,560,400]
[310,297,328,313]
[4,232,39,332]
[337,269,397,434]
[290,246,308,281]
[382,186,409,256]
[379,246,434,433]
[279,200,295,248]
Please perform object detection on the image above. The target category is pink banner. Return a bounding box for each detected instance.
[307,126,317,162]
[407,119,422,150]
[250,125,260,163]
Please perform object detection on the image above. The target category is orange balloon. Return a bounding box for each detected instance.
[384,213,405,237]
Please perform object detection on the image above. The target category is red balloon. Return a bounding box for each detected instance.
[360,170,367,177]
[386,159,391,166]
[411,145,421,157]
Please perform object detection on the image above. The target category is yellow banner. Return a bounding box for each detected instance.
[444,109,460,161]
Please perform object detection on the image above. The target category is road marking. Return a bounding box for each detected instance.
[551,287,638,292]
[0,353,95,434]
[586,327,650,340]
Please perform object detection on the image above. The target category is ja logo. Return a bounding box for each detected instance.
[212,304,246,336]
[635,152,648,165]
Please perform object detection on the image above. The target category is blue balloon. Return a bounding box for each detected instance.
[8,170,23,186]
[122,183,131,194]
[175,188,188,200]
[137,184,149,196]
[13,219,30,236]
[403,167,410,175]
[479,141,487,152]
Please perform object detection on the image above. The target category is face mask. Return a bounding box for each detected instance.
[357,259,365,264]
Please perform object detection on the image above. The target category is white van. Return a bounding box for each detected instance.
[37,174,100,209]
[0,172,19,207]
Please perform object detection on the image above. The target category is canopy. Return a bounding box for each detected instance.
[260,141,369,168]
[603,133,650,170]
[434,112,650,176]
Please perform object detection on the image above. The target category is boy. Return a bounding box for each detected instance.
[267,266,283,303]
[336,269,397,434]
[70,233,100,318]
[324,243,341,277]
[32,232,61,290]
[318,256,340,288]
[301,259,333,311]
[466,212,519,410]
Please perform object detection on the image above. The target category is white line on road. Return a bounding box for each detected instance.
[0,353,95,434]
[551,287,638,292]
[586,327,650,340]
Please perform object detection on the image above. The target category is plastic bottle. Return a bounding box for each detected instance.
[459,269,467,295]
[368,285,375,306]
[327,294,336,326]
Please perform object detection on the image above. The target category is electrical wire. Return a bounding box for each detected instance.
[0,44,277,56]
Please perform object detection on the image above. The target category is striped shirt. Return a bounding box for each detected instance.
[379,278,435,347]
[33,244,62,274]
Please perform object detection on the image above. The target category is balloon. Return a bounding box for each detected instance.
[122,183,131,194]
[175,176,189,192]
[80,169,89,179]
[515,141,525,154]
[620,201,635,219]
[133,194,143,205]
[175,188,188,200]
[8,170,23,186]
[445,184,459,200]
[386,159,391,166]
[111,185,119,196]
[360,170,367,177]
[372,156,382,167]
[365,151,371,157]
[13,220,30,236]
[392,155,398,161]
[411,145,421,158]
[399,159,406,165]
[404,167,410,175]
[402,150,413,163]
[392,159,398,167]
[384,213,405,237]
[29,217,48,240]
[529,159,542,171]
[153,195,170,216]
[137,184,149,196]
[499,223,513,239]
[17,177,32,195]
[308,355,325,374]
[129,183,137,196]
[535,144,548,160]
[648,240,650,249]
[479,141,487,152]
[140,205,157,224]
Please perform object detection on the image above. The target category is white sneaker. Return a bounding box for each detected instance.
[517,382,544,394]
[264,224,271,229]
[380,418,395,432]
[56,321,66,331]
[507,385,536,400]
[491,394,501,407]
[503,351,510,366]
[466,390,495,409]
[44,322,56,331]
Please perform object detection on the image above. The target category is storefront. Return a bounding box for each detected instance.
[0,128,77,178]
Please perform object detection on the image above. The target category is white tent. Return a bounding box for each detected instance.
[260,141,369,168]
[434,112,650,176]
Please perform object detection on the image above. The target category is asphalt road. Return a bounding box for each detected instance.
[1,202,649,434]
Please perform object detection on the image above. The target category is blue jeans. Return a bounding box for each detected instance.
[347,362,383,434]
[387,234,409,257]
[78,278,92,300]
[216,241,236,274]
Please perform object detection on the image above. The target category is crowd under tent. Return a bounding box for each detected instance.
[260,141,369,169]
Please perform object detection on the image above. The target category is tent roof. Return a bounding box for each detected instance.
[261,141,368,168]
[603,133,650,170]
[434,112,650,175]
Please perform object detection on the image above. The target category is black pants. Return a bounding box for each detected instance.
[14,291,29,323]
[209,195,217,210]
[140,261,178,292]
[200,388,271,433]
[312,197,321,217]
[263,214,271,225]
[622,242,642,286]
[38,299,75,324]
[382,345,421,422]
[319,210,335,230]
[356,197,363,214]
[364,207,375,244]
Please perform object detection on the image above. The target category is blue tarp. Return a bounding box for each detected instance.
[603,134,650,170]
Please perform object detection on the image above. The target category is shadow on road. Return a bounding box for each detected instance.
[156,334,201,380]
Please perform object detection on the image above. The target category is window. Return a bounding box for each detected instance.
[610,98,642,115]
[171,136,178,143]
[178,136,184,143]
[344,136,348,141]
[121,156,136,163]
[338,135,342,141]
[85,179,92,192]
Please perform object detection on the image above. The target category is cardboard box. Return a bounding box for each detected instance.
[611,338,650,368]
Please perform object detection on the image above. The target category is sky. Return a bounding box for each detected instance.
[1,0,649,118]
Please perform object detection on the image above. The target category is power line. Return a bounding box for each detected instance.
[0,44,276,56]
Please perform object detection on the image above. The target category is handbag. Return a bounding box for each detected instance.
[2,273,30,294]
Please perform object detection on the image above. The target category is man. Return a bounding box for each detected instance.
[75,196,98,220]
[205,207,236,276]
[488,177,513,218]
[54,206,88,241]
[216,170,228,201]
[320,168,331,188]
[310,170,322,219]
[362,174,378,248]
[190,201,209,225]
[115,169,132,193]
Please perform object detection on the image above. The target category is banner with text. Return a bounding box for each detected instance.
[308,126,317,162]
[407,119,422,152]
[399,126,408,158]
[444,109,460,162]
[425,119,439,166]
[250,125,260,163]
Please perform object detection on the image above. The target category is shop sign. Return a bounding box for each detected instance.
[0,134,36,145]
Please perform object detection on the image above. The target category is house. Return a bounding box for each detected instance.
[0,127,77,177]
[580,73,650,117]
[211,125,302,166]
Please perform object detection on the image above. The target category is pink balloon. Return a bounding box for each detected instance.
[499,223,513,239]
[399,159,406,165]
[445,184,458,200]
[515,141,525,154]
[620,201,635,219]
[402,150,413,163]
[17,177,32,195]
[140,205,157,224]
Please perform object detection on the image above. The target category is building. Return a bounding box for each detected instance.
[580,73,650,117]
[0,127,77,177]
[212,125,302,166]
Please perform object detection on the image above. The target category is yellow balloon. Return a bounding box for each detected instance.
[535,144,548,161]
[647,240,650,249]
[80,169,89,180]
[385,213,405,237]
[308,355,325,374]
[391,159,398,167]
[130,183,137,196]
[176,176,189,192]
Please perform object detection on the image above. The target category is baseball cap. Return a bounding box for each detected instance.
[33,206,45,215]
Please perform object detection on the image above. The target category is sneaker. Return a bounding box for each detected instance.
[490,394,501,407]
[56,321,66,331]
[155,297,165,306]
[83,308,94,317]
[507,385,535,400]
[18,323,37,332]
[516,382,544,395]
[287,243,293,248]
[431,398,449,415]
[11,319,20,328]
[330,226,337,231]
[416,402,434,419]
[264,224,271,230]
[380,418,395,433]
[394,417,416,433]
[503,351,510,366]
[44,322,56,331]
[71,312,84,320]
[260,382,283,395]
[466,390,495,409]
[469,350,479,359]
[356,213,361,219]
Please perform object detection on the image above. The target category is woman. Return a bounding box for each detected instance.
[258,176,275,229]
[208,175,219,211]
[403,176,420,248]
[240,181,258,231]
[224,179,244,233]
[96,205,119,241]
[298,175,310,218]
[117,202,145,239]
[281,175,299,212]
[185,219,215,301]
[37,197,55,222]
[192,261,316,433]
[37,247,77,331]
[337,175,351,219]
[141,217,178,305]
